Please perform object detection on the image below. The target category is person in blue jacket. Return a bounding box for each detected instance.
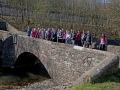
[27,26,32,36]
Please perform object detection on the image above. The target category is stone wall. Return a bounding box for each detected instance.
[2,36,16,67]
[0,28,119,89]
[0,30,16,67]
[6,23,26,35]
[0,30,11,56]
[13,35,119,86]
[107,45,120,60]
[0,30,11,40]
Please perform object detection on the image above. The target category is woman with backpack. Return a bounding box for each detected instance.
[99,33,107,51]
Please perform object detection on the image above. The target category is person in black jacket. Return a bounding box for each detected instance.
[85,31,93,48]
[53,30,57,42]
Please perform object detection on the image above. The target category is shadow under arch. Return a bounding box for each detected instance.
[15,52,51,78]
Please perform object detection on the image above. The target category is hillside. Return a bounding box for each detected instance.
[0,0,120,40]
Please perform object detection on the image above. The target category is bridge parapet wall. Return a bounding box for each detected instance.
[0,25,26,67]
[0,30,12,40]
[107,45,120,58]
[14,35,119,86]
[6,23,26,35]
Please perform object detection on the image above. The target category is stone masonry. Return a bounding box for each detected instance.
[2,34,118,86]
[0,25,119,89]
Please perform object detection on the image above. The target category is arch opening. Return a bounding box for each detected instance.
[15,52,51,78]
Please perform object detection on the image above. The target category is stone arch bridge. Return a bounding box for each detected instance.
[0,24,119,88]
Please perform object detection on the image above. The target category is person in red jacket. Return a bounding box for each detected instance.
[76,31,81,46]
[31,28,36,37]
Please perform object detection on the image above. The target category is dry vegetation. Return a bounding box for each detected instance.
[0,0,120,40]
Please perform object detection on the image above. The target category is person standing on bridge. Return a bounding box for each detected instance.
[81,30,87,47]
[76,31,81,46]
[43,29,47,40]
[40,29,44,39]
[84,31,93,48]
[27,26,32,37]
[46,28,51,40]
[53,29,57,42]
[37,28,41,39]
[71,30,76,45]
[99,33,107,51]
[62,31,66,43]
[31,28,36,37]
[58,30,63,43]
[50,28,54,41]
[66,31,71,44]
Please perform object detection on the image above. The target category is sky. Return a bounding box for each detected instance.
[102,0,110,3]
[96,0,110,3]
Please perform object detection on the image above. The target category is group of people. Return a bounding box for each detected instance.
[27,27,107,51]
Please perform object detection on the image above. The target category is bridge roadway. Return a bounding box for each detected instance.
[0,23,119,89]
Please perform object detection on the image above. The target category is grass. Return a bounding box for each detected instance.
[69,82,120,90]
[69,71,120,90]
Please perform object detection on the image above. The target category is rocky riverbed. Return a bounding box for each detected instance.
[7,79,55,90]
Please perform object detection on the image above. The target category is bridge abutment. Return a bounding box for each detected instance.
[2,35,16,68]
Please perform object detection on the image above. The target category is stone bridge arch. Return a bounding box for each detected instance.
[15,52,39,67]
[15,52,51,78]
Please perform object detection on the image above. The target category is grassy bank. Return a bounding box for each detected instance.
[69,71,120,90]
